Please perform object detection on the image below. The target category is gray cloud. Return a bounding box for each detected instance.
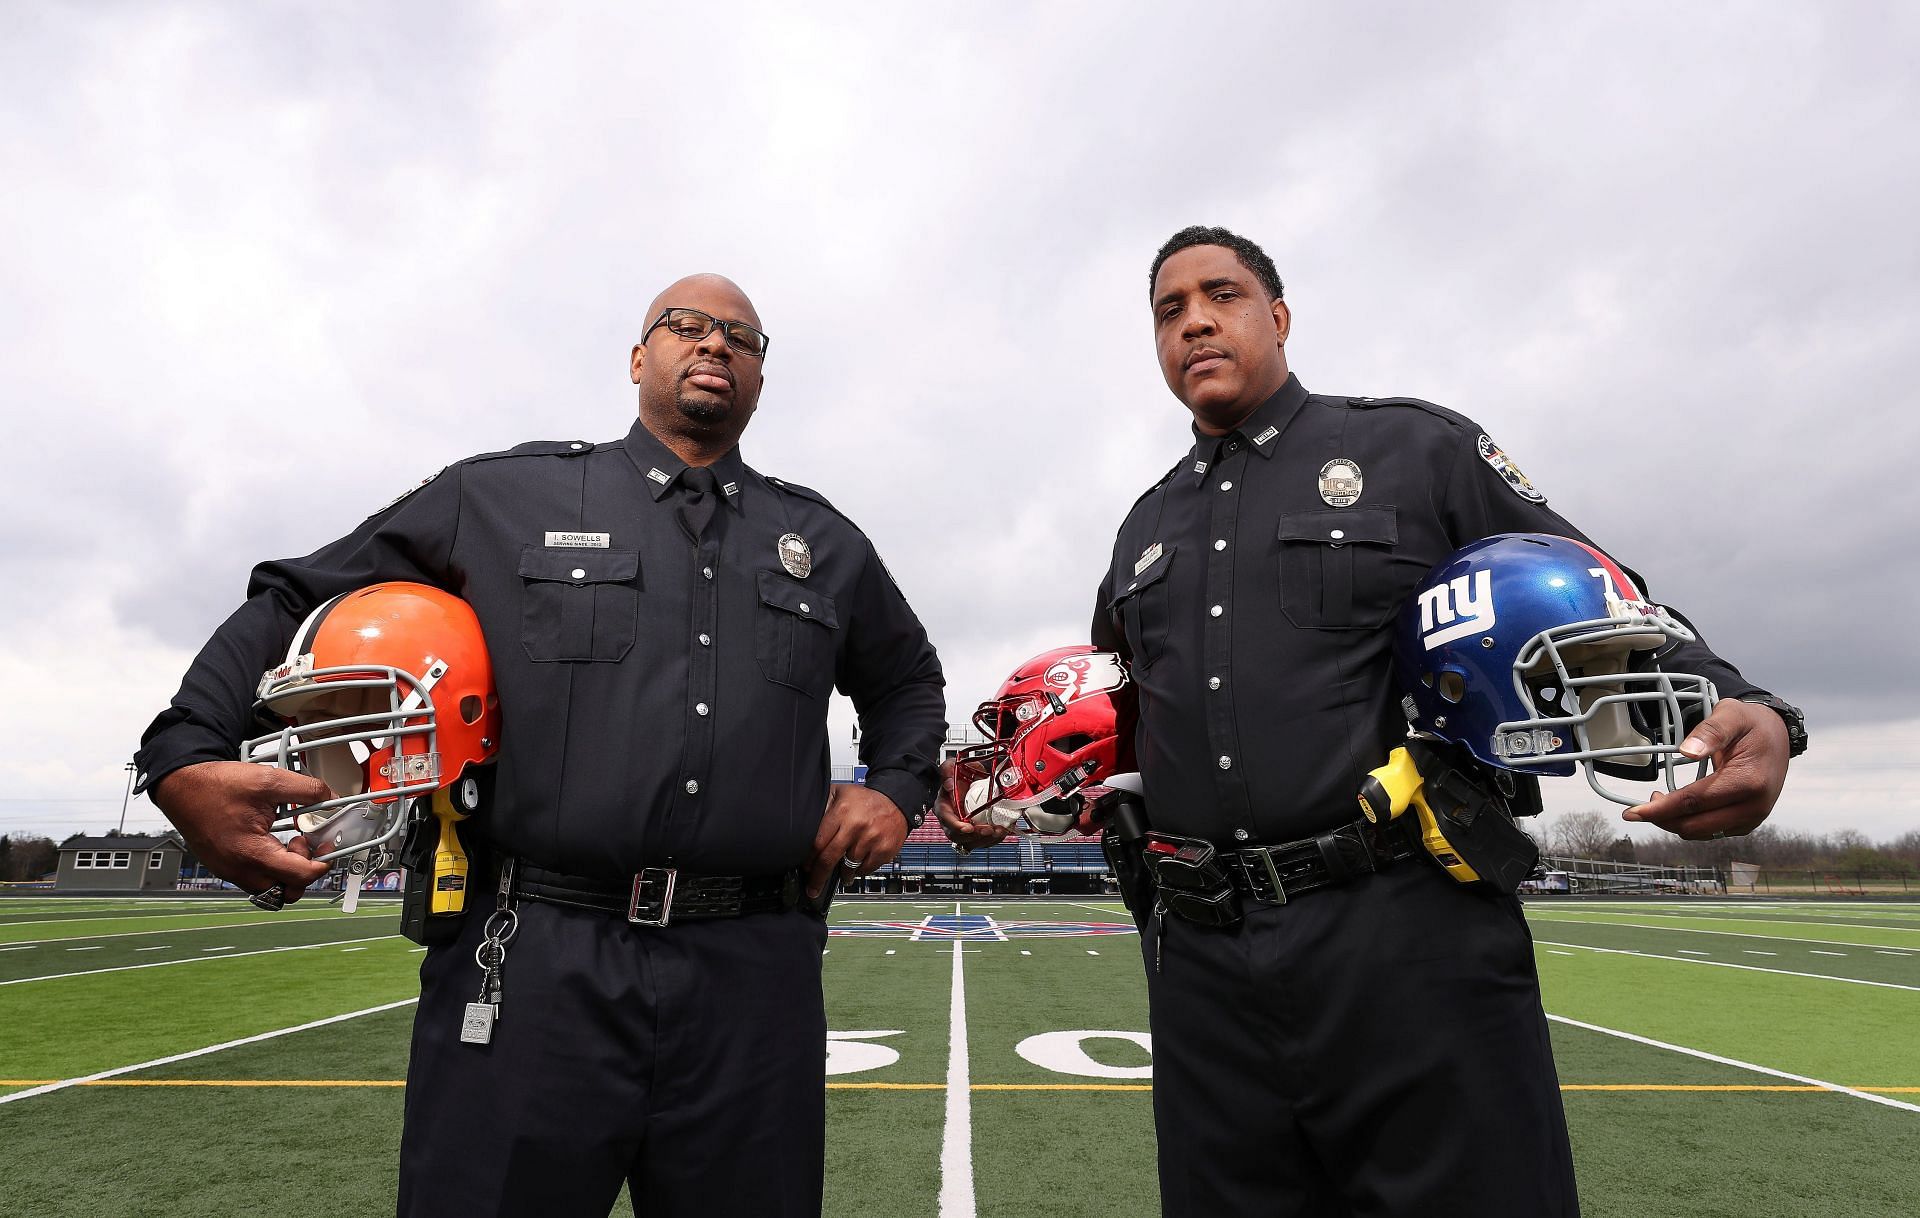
[2,2,1915,838]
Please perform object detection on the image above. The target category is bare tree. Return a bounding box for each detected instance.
[1551,811,1618,860]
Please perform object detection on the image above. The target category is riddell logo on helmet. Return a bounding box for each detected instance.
[1418,570,1496,651]
[1043,654,1127,702]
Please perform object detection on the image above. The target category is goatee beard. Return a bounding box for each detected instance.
[676,395,727,425]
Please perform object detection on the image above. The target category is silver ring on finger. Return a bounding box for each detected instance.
[841,854,863,872]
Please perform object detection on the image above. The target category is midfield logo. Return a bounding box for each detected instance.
[1418,569,1496,650]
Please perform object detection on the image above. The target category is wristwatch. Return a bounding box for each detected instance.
[1740,694,1808,759]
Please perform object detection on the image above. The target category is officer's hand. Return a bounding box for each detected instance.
[807,784,910,899]
[151,761,333,902]
[932,760,1009,851]
[1622,700,1790,840]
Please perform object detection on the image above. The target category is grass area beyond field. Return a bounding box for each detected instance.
[1,895,1916,1216]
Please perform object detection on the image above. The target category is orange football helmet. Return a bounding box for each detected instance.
[242,582,499,863]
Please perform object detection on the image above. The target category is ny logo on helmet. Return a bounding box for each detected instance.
[1043,653,1128,702]
[1418,570,1496,651]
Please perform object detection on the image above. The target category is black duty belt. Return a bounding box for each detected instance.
[1144,817,1421,928]
[508,861,804,927]
[1225,818,1420,906]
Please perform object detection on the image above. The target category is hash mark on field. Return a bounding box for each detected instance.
[202,946,235,953]
[0,946,34,952]
[136,946,169,952]
[885,950,896,956]
[1744,950,1777,956]
[1548,950,1575,956]
[1678,949,1709,956]
[409,947,427,953]
[1086,950,1100,956]
[1020,950,1032,956]
[66,946,103,952]
[1810,950,1846,957]
[1876,950,1910,957]
[340,947,366,953]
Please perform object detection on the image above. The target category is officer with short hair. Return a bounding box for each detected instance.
[942,226,1802,1215]
[138,273,946,1217]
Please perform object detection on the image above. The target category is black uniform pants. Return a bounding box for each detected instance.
[1141,860,1578,1217]
[398,897,829,1218]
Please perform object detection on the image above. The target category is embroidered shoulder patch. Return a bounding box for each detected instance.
[1476,434,1545,503]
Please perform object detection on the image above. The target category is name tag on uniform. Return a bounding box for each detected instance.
[544,531,610,548]
[1134,541,1163,576]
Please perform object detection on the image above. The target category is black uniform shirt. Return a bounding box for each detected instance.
[138,419,947,877]
[1092,374,1766,845]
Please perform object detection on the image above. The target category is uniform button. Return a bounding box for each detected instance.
[1208,676,1221,690]
[570,567,586,580]
[1233,828,1250,842]
[1214,539,1227,551]
[698,633,712,646]
[695,703,709,717]
[1330,529,1345,540]
[799,602,810,613]
[1227,441,1240,452]
[1218,755,1232,770]
[569,442,584,450]
[684,779,700,795]
[702,566,714,580]
[1219,480,1233,491]
[1210,605,1223,617]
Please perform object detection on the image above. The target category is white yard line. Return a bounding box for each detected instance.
[3,910,381,947]
[0,935,399,986]
[1534,940,1920,993]
[1546,1014,1920,1115]
[0,997,419,1107]
[1524,917,1913,951]
[939,902,976,1218]
[1062,901,1129,919]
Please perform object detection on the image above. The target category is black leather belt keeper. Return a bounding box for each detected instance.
[504,860,803,927]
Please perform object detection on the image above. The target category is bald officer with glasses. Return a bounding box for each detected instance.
[137,273,947,1217]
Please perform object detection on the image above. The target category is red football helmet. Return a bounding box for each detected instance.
[241,582,500,863]
[953,646,1129,834]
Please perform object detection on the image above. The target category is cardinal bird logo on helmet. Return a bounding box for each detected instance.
[954,645,1130,836]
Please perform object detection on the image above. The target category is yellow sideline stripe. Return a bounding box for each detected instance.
[4,1078,1918,1093]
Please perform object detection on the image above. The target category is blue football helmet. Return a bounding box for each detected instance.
[1393,534,1717,806]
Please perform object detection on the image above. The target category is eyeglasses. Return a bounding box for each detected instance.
[643,307,771,358]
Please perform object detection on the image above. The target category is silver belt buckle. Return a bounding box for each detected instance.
[628,867,678,926]
[1254,848,1288,905]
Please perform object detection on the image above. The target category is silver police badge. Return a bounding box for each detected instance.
[777,533,813,579]
[1318,459,1363,507]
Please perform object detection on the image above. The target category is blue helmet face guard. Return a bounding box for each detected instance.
[1395,534,1718,807]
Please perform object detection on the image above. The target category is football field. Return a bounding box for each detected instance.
[2,894,1917,1216]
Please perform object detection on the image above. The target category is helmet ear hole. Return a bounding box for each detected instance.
[1437,672,1466,704]
[460,695,483,725]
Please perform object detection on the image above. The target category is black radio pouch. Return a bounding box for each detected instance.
[1410,739,1542,896]
[1142,831,1242,927]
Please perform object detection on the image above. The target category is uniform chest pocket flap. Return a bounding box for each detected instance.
[755,570,839,696]
[1276,507,1400,630]
[518,546,641,663]
[1108,544,1175,670]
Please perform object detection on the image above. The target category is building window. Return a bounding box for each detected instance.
[111,852,130,868]
[75,851,132,869]
[149,853,165,869]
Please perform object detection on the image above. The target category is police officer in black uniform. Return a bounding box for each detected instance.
[942,227,1802,1216]
[136,273,946,1217]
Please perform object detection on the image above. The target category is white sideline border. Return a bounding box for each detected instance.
[0,935,401,986]
[1547,1014,1920,1115]
[1526,916,1920,951]
[0,998,419,1107]
[1534,940,1920,993]
[939,902,976,1218]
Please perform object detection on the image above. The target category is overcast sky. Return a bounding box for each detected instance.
[2,2,1915,848]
